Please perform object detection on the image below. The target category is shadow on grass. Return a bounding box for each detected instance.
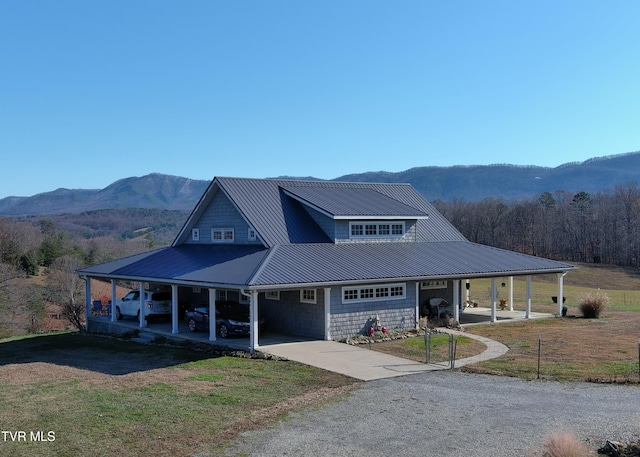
[0,332,230,375]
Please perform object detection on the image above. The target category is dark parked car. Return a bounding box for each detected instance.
[184,300,250,338]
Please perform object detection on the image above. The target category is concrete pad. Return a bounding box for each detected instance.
[259,340,442,381]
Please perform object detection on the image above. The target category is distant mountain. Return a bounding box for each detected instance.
[0,174,210,216]
[1,152,639,216]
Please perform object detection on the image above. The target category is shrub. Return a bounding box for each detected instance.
[543,431,594,457]
[578,290,609,318]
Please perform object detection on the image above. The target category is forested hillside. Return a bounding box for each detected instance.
[434,181,640,267]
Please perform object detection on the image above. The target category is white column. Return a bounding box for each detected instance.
[110,279,117,322]
[209,288,217,342]
[138,282,146,328]
[509,276,514,311]
[171,285,179,334]
[250,291,259,353]
[491,278,497,322]
[85,277,91,332]
[557,273,565,316]
[323,288,331,340]
[453,279,460,322]
[415,282,420,329]
[525,275,532,318]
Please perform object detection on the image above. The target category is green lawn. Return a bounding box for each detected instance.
[0,333,355,457]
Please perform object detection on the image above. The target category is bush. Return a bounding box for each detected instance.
[578,290,609,319]
[543,431,594,457]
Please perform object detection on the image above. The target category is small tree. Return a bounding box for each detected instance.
[44,255,86,332]
[579,290,609,319]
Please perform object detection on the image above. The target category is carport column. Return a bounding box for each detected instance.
[324,287,331,340]
[525,275,532,318]
[110,280,117,322]
[453,279,460,322]
[85,277,91,332]
[171,285,179,334]
[139,282,147,328]
[208,288,216,342]
[557,273,565,316]
[491,278,497,322]
[250,291,259,353]
[509,276,514,311]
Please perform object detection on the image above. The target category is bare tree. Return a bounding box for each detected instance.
[44,255,86,332]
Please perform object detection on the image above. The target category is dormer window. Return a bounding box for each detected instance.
[349,221,405,239]
[212,228,234,243]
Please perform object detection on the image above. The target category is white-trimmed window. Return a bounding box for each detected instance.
[342,283,406,303]
[300,289,316,304]
[192,228,200,241]
[265,291,280,300]
[212,228,234,243]
[218,290,228,301]
[248,228,257,241]
[349,221,405,239]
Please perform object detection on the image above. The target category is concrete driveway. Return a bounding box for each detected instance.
[259,330,507,381]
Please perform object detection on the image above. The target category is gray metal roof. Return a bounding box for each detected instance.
[282,186,428,219]
[248,241,575,287]
[214,178,465,246]
[78,245,269,287]
[81,177,574,289]
[79,240,575,288]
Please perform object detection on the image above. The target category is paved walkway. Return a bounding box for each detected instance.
[259,330,508,381]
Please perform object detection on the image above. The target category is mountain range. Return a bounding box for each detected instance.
[1,151,639,217]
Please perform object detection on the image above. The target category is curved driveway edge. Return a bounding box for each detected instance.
[259,331,508,381]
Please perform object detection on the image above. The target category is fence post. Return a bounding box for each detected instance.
[424,331,430,364]
[537,334,541,380]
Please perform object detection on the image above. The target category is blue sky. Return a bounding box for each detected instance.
[1,1,639,199]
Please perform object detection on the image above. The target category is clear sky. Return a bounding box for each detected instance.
[1,1,639,199]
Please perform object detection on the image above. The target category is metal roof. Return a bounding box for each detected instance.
[248,241,575,287]
[281,186,428,219]
[214,177,465,246]
[78,244,269,287]
[79,241,575,289]
[81,177,574,289]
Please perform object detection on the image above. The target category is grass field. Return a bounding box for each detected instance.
[370,262,640,382]
[0,333,355,457]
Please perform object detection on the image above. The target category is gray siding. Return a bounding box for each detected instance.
[301,205,336,240]
[260,289,325,339]
[329,282,417,340]
[186,190,262,245]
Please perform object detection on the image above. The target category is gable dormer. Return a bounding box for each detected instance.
[281,186,428,243]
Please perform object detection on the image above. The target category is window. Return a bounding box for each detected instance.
[218,290,228,301]
[349,222,405,239]
[248,228,257,241]
[342,283,406,303]
[191,228,200,241]
[265,291,280,300]
[212,228,234,243]
[300,289,316,303]
[343,289,358,301]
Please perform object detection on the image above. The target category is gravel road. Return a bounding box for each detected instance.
[225,371,639,456]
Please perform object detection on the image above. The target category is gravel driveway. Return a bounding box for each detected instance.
[225,371,639,456]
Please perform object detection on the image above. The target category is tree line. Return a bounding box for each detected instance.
[433,181,640,266]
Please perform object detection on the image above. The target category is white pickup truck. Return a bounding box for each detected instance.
[114,290,172,320]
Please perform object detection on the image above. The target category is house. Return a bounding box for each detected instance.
[78,177,575,352]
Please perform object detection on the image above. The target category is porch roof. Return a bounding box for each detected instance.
[78,241,575,289]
